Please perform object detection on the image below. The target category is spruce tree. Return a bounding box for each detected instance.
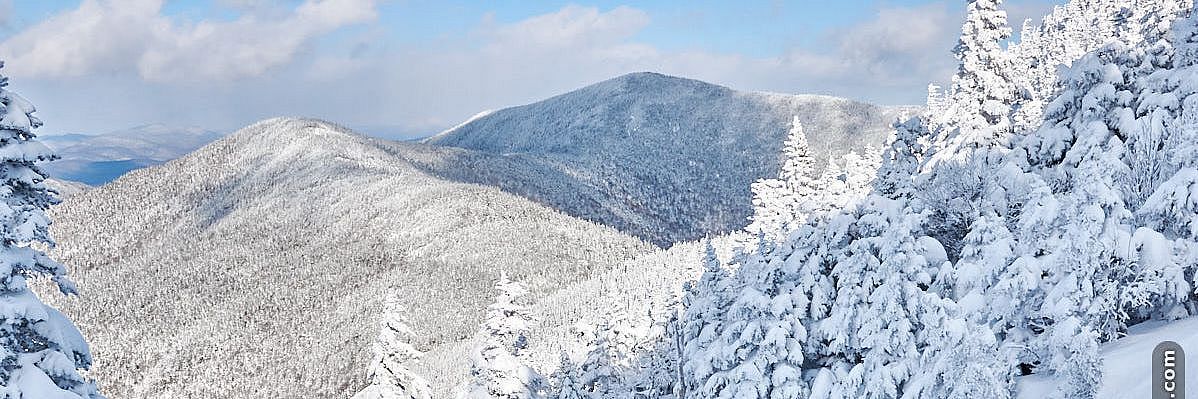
[936,0,1022,163]
[462,273,543,399]
[0,61,102,399]
[874,117,925,200]
[679,242,732,398]
[749,116,819,237]
[575,324,621,399]
[550,353,584,399]
[352,295,432,399]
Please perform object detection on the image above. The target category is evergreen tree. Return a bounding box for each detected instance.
[874,117,926,200]
[841,149,878,195]
[779,117,817,186]
[935,0,1022,164]
[701,237,808,399]
[680,242,732,398]
[462,273,543,399]
[550,353,585,399]
[913,317,1011,399]
[0,61,102,399]
[352,295,432,399]
[749,116,820,237]
[574,324,622,399]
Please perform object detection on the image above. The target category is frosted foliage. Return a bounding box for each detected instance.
[0,61,102,399]
[873,117,925,200]
[748,117,823,237]
[937,0,1020,156]
[462,274,544,399]
[352,294,432,399]
[780,117,816,184]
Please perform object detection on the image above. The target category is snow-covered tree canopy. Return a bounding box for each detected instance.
[352,294,432,399]
[655,2,1198,399]
[462,273,544,399]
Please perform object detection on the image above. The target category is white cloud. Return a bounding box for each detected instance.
[2,2,1061,138]
[787,3,959,92]
[484,5,650,52]
[0,0,377,82]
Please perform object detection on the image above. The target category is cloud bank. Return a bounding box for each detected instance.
[0,1,1055,137]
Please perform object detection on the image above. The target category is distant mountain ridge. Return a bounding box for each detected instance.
[424,72,916,245]
[37,73,909,246]
[41,124,223,185]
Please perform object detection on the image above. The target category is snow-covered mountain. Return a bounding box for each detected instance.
[41,124,223,185]
[424,72,915,245]
[40,118,656,398]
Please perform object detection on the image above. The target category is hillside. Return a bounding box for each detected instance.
[41,118,656,398]
[424,72,914,245]
[41,124,223,185]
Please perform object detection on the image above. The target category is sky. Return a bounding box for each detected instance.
[0,0,1064,138]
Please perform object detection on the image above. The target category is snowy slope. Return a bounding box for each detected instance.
[41,124,223,185]
[1018,317,1198,398]
[424,72,915,245]
[44,178,90,197]
[40,118,655,399]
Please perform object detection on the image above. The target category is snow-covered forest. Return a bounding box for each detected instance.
[5,0,1198,398]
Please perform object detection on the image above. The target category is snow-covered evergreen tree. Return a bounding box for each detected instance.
[0,61,102,399]
[353,294,432,399]
[573,324,622,398]
[550,353,584,399]
[679,242,731,398]
[700,238,808,399]
[874,117,925,200]
[749,116,821,237]
[843,148,880,194]
[934,0,1022,164]
[462,273,543,399]
[911,317,1011,399]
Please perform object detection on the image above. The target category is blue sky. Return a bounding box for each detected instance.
[0,0,1063,137]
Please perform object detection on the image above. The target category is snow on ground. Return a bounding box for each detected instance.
[1018,317,1198,398]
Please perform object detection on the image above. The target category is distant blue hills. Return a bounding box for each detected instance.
[41,124,224,186]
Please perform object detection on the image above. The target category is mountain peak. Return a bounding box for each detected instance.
[423,72,908,244]
[230,117,360,143]
[607,71,696,84]
[581,71,732,97]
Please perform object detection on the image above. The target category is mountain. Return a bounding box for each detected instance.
[424,72,915,246]
[41,118,655,398]
[41,124,223,185]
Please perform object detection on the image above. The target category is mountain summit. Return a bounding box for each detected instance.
[425,72,913,245]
